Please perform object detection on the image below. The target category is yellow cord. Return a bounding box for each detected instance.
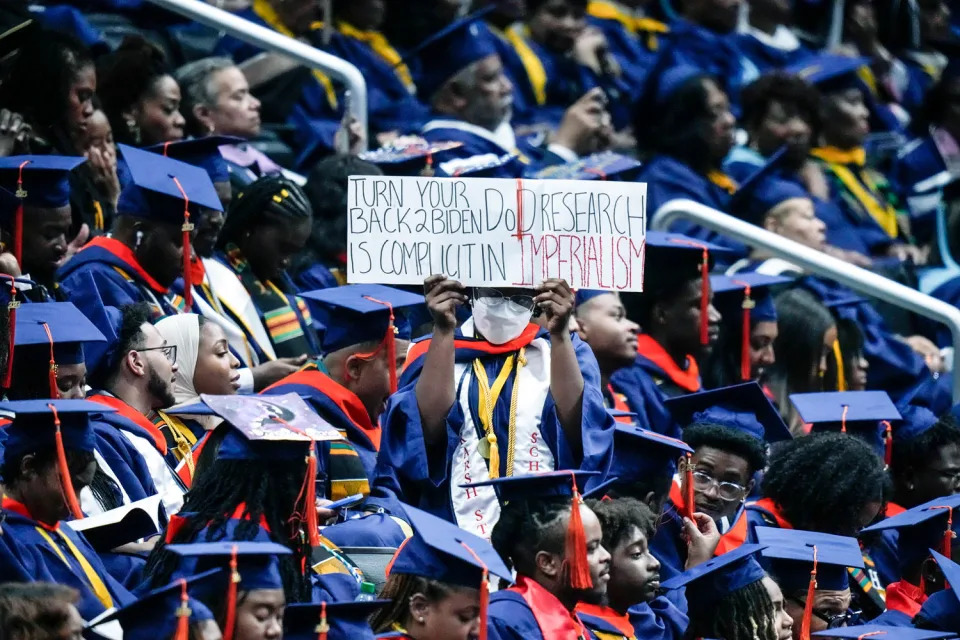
[506,348,526,475]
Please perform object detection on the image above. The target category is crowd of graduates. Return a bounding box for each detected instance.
[3,0,960,639]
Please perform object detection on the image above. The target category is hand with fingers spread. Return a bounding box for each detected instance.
[534,278,575,336]
[424,274,467,334]
[553,88,613,156]
[0,109,31,158]
[683,512,721,569]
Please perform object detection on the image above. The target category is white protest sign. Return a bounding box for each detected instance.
[347,175,647,291]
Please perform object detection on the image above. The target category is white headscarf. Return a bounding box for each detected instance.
[155,313,202,408]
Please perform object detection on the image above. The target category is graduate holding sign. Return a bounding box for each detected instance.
[374,274,614,536]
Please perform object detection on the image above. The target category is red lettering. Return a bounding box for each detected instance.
[530,431,539,444]
[465,487,478,499]
[478,523,487,535]
[585,236,600,288]
[529,446,539,457]
[475,509,484,522]
[528,460,541,472]
[463,458,470,469]
[464,471,472,483]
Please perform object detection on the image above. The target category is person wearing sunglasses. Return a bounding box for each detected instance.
[374,275,615,535]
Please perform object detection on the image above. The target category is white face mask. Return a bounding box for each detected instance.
[472,297,533,345]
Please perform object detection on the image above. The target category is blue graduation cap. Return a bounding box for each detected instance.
[736,178,811,227]
[861,494,960,570]
[389,504,513,587]
[786,54,871,93]
[757,528,865,592]
[665,381,792,443]
[894,403,940,443]
[300,284,424,391]
[146,136,243,184]
[438,152,518,178]
[791,391,901,463]
[915,550,960,632]
[811,626,956,639]
[410,9,499,100]
[14,302,105,375]
[608,423,692,492]
[574,289,616,307]
[358,141,463,177]
[0,398,115,520]
[166,540,292,591]
[661,543,768,611]
[530,151,642,181]
[66,273,123,387]
[85,569,221,640]
[284,600,389,640]
[655,64,706,106]
[0,155,85,209]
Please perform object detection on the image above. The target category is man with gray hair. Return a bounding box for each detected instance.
[417,15,613,177]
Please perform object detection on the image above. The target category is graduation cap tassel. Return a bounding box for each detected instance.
[840,404,849,434]
[171,176,194,309]
[944,507,954,560]
[682,452,695,521]
[2,275,17,389]
[304,447,322,547]
[800,545,818,640]
[739,284,753,382]
[315,601,329,640]
[882,421,893,468]
[49,403,83,520]
[563,473,593,589]
[363,296,398,394]
[223,544,240,640]
[12,160,29,267]
[173,579,191,640]
[459,542,489,640]
[699,248,709,346]
[40,322,59,399]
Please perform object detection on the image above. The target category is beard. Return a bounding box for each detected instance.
[147,366,177,408]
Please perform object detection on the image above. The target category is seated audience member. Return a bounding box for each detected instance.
[0,31,111,237]
[0,583,84,640]
[0,400,135,620]
[416,13,613,178]
[211,174,318,359]
[659,0,756,113]
[59,145,222,318]
[153,313,240,479]
[479,471,610,639]
[759,528,865,638]
[96,36,186,147]
[375,275,614,533]
[655,382,790,580]
[893,0,953,116]
[503,0,631,128]
[801,55,924,262]
[81,300,185,518]
[586,0,666,85]
[637,67,749,258]
[912,551,960,633]
[325,0,431,137]
[661,544,794,640]
[175,57,290,185]
[577,497,689,640]
[736,0,813,73]
[294,154,382,291]
[704,274,789,389]
[834,316,870,391]
[747,432,888,618]
[0,157,85,301]
[75,108,122,234]
[370,505,513,639]
[611,235,726,436]
[573,289,639,412]
[762,289,837,430]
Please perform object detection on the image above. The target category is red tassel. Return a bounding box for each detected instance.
[515,178,524,240]
[882,421,893,468]
[563,473,592,589]
[2,276,18,389]
[303,447,321,547]
[459,542,489,640]
[13,160,30,267]
[40,322,59,399]
[223,544,240,640]
[173,579,191,640]
[49,403,83,520]
[699,248,709,346]
[171,177,194,309]
[840,404,849,434]
[944,507,954,561]
[739,283,753,381]
[316,601,329,640]
[682,452,695,521]
[800,545,818,640]
[363,296,398,394]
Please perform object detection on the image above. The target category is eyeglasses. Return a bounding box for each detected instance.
[787,598,860,629]
[691,470,747,502]
[473,287,537,312]
[139,344,177,363]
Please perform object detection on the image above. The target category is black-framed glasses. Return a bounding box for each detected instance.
[788,598,861,629]
[473,287,537,312]
[139,344,177,363]
[691,470,746,502]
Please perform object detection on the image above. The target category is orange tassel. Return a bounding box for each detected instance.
[171,177,194,309]
[840,405,849,434]
[944,507,954,561]
[13,160,30,267]
[882,421,893,467]
[800,545,818,640]
[49,403,83,519]
[459,541,490,640]
[316,601,329,640]
[41,322,59,399]
[682,452,695,521]
[739,283,753,381]
[222,544,240,640]
[173,579,191,640]
[699,248,709,346]
[563,473,592,589]
[303,447,321,547]
[363,296,398,394]
[2,276,17,388]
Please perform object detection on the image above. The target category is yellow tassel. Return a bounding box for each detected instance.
[488,433,500,480]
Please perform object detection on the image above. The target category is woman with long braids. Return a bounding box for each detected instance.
[209,174,318,361]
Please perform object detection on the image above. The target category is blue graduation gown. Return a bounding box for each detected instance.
[607,359,680,439]
[889,133,951,245]
[637,155,750,260]
[0,500,134,620]
[92,421,160,506]
[370,326,615,525]
[585,14,657,87]
[488,590,587,640]
[735,31,813,73]
[321,27,429,135]
[627,597,689,640]
[58,237,179,318]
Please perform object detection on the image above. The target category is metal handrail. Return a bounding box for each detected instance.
[651,198,960,401]
[146,0,368,150]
